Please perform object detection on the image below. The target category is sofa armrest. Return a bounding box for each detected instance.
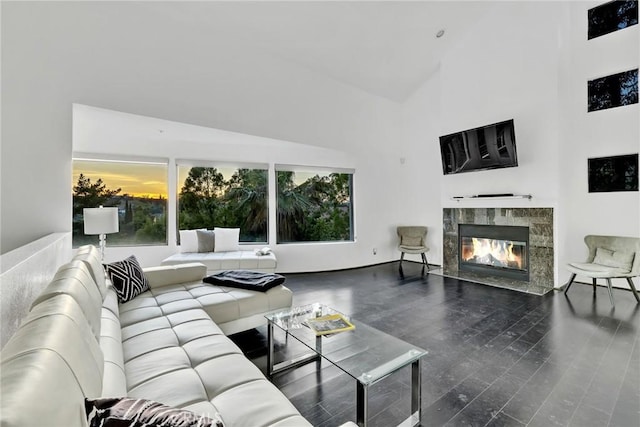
[143,263,207,288]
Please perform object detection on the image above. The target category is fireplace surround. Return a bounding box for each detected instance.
[443,208,554,294]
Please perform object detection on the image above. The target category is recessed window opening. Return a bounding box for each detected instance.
[72,156,169,248]
[176,160,269,243]
[275,165,354,244]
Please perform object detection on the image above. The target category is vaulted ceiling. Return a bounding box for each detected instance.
[65,1,496,102]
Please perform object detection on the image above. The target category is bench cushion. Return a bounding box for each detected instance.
[162,251,277,273]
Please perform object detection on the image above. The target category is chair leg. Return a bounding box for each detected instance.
[399,252,405,268]
[564,273,577,294]
[421,253,429,269]
[627,278,640,303]
[606,278,615,306]
[592,278,597,293]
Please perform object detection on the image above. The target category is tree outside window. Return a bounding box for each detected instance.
[177,166,268,243]
[72,159,168,247]
[276,170,353,243]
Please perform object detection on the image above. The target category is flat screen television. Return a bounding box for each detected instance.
[439,119,518,175]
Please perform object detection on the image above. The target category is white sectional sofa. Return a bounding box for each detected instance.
[162,250,277,275]
[0,245,342,427]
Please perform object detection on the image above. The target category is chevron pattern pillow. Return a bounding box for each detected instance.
[103,255,150,303]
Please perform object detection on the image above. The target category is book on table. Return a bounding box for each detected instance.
[306,313,355,336]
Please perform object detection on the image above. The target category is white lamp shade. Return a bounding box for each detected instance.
[83,207,119,235]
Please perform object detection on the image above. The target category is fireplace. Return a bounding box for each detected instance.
[458,224,530,281]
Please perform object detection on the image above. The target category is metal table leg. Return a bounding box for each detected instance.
[267,321,321,377]
[411,358,422,426]
[356,381,368,427]
[267,320,275,377]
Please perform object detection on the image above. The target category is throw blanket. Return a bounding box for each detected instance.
[203,270,286,291]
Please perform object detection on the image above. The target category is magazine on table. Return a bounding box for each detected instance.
[305,313,355,336]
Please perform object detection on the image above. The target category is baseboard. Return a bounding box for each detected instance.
[280,260,441,275]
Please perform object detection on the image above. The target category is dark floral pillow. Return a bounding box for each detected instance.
[103,255,150,303]
[85,397,224,427]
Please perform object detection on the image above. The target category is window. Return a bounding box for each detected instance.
[588,0,638,40]
[588,68,639,112]
[72,157,168,248]
[276,166,354,243]
[177,163,268,243]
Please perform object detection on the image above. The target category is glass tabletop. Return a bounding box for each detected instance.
[265,303,427,385]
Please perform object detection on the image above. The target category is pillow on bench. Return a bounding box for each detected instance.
[593,247,635,272]
[196,229,215,252]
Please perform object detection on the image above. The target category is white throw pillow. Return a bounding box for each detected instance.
[179,230,200,253]
[213,227,240,252]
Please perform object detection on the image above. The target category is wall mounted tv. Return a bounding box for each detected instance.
[439,119,518,175]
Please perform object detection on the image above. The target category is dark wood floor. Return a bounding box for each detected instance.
[229,261,640,427]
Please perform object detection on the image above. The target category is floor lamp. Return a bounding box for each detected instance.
[83,206,119,261]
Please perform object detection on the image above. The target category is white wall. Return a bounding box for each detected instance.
[558,1,640,289]
[2,2,405,272]
[401,2,564,274]
[399,70,444,265]
[400,1,639,288]
[437,2,563,208]
[74,104,400,272]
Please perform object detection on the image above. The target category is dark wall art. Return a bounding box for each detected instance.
[588,154,639,193]
[588,68,639,112]
[588,0,638,39]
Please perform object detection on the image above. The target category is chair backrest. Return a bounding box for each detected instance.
[584,235,640,276]
[397,226,428,247]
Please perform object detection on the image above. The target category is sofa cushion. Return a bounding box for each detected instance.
[31,260,104,340]
[75,245,109,300]
[85,397,224,427]
[104,255,150,303]
[143,263,207,289]
[100,293,127,397]
[593,247,635,272]
[213,228,240,252]
[1,295,105,427]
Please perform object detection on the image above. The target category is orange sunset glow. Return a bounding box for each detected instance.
[73,160,168,199]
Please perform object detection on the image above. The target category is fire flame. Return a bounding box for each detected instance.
[462,238,524,270]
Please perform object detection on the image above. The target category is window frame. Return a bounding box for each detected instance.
[176,159,270,245]
[274,164,355,245]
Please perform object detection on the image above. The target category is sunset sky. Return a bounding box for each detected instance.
[73,161,327,199]
[73,160,168,199]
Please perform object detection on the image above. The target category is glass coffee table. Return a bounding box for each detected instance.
[265,303,427,427]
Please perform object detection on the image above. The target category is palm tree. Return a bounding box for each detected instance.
[276,171,311,243]
[226,169,268,241]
